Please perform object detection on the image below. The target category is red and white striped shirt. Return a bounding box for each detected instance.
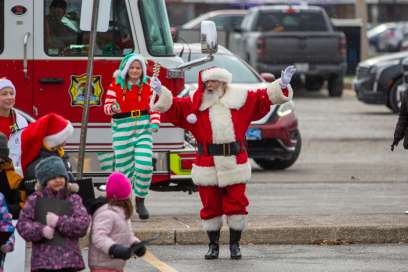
[104,78,160,125]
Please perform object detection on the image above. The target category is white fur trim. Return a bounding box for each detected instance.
[209,103,236,144]
[199,85,248,111]
[202,67,232,84]
[120,55,147,79]
[191,164,218,186]
[0,79,15,92]
[192,161,251,187]
[186,113,197,124]
[43,122,74,148]
[215,159,251,187]
[151,86,173,113]
[267,79,293,105]
[112,70,120,79]
[220,85,248,109]
[227,214,247,231]
[202,216,223,231]
[67,182,79,193]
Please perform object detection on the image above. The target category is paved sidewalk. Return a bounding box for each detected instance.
[130,214,408,245]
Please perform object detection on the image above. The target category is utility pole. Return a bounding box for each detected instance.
[77,0,100,179]
[355,0,369,61]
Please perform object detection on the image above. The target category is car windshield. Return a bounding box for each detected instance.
[139,0,175,56]
[181,53,261,84]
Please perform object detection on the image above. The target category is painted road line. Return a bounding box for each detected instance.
[142,250,179,272]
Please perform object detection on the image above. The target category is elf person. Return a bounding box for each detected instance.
[103,53,161,220]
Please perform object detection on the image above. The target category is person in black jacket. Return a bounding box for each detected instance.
[391,90,408,151]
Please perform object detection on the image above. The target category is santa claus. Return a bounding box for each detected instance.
[150,65,296,260]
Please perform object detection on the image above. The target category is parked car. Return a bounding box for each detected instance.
[181,9,247,32]
[175,43,301,170]
[229,5,347,97]
[353,51,408,113]
[368,22,408,53]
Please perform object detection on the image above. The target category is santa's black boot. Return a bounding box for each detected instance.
[229,228,242,260]
[204,230,220,260]
[135,197,149,220]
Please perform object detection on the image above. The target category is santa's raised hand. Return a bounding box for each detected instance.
[280,65,296,88]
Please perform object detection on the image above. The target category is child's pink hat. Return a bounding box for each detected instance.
[106,172,132,200]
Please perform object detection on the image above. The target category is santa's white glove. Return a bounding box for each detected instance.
[280,65,296,89]
[150,77,162,95]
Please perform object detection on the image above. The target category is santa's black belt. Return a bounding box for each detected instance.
[112,110,149,119]
[197,141,244,156]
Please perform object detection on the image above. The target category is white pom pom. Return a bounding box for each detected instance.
[186,113,197,124]
[112,70,120,78]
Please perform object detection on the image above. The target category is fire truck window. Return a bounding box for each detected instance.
[0,0,3,54]
[139,0,175,57]
[43,0,134,57]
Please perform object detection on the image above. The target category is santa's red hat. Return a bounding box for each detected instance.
[186,67,232,124]
[20,113,74,172]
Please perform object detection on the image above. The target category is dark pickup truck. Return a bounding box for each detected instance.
[229,5,347,96]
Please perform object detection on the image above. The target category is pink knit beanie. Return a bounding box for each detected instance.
[106,172,132,200]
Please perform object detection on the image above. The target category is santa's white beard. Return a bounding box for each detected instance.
[202,86,224,103]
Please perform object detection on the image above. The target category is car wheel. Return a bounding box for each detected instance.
[328,73,344,97]
[254,131,302,170]
[305,77,324,91]
[389,78,405,113]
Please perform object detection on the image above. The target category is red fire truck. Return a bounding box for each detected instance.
[0,0,213,192]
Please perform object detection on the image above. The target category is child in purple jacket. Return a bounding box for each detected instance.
[0,192,14,272]
[16,156,90,272]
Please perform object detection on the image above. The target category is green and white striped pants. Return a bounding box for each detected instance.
[112,115,153,198]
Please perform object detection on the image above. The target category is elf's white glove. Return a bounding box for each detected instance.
[111,102,121,114]
[280,65,296,89]
[150,77,162,95]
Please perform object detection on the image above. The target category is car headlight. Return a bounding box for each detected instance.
[277,101,295,117]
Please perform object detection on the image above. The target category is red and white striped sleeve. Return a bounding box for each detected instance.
[104,82,118,116]
[150,111,161,126]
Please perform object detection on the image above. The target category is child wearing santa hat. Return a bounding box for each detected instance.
[88,172,146,272]
[16,156,90,272]
[103,52,162,220]
[17,113,74,195]
[0,191,15,272]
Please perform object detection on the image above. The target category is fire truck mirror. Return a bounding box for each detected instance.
[80,0,111,32]
[200,20,218,55]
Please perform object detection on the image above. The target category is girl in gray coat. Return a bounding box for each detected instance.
[88,172,146,272]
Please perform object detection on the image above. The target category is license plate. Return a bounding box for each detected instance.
[246,128,262,140]
[295,63,309,73]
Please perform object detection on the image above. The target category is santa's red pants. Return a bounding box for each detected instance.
[198,183,249,220]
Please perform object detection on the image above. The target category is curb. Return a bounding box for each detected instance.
[131,214,408,245]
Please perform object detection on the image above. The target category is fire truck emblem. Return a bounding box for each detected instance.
[69,74,103,107]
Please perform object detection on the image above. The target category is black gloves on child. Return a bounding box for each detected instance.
[109,244,132,260]
[109,242,147,260]
[131,241,147,257]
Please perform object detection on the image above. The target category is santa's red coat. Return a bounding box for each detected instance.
[153,79,292,188]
